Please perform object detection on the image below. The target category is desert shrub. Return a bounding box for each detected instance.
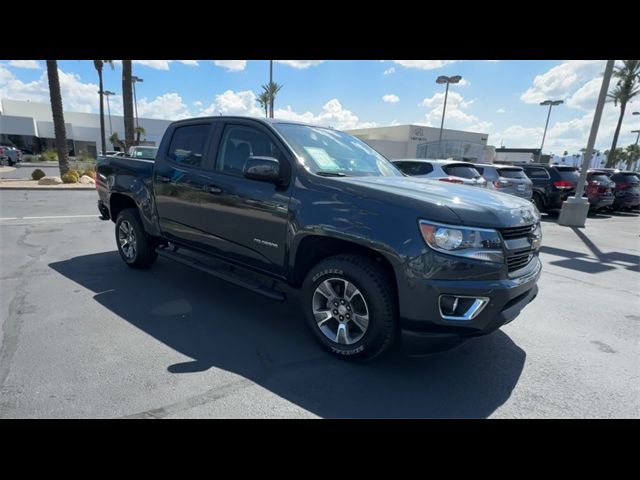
[61,171,79,184]
[81,169,96,179]
[40,149,58,162]
[31,169,46,180]
[68,169,81,178]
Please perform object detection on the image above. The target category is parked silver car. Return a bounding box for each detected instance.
[392,159,487,187]
[473,164,533,200]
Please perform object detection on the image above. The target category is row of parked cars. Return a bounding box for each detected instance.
[392,159,640,213]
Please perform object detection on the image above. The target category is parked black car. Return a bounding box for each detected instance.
[521,164,579,213]
[609,171,640,211]
[96,116,541,360]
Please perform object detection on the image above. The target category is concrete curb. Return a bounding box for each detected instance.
[0,186,95,191]
[0,166,17,173]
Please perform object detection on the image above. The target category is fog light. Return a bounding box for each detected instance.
[439,295,489,321]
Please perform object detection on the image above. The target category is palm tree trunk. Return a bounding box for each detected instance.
[46,60,70,175]
[606,101,627,167]
[122,60,135,151]
[97,67,106,155]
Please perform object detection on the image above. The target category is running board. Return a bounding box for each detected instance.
[156,247,286,301]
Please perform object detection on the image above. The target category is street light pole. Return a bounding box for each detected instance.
[558,59,615,227]
[103,90,115,137]
[538,99,563,163]
[435,75,462,158]
[131,76,143,129]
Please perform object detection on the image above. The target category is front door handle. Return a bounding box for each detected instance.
[156,175,171,183]
[207,185,222,194]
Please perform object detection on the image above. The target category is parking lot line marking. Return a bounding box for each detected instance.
[0,214,98,221]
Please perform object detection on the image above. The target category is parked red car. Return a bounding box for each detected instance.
[585,170,615,211]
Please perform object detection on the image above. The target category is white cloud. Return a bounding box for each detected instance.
[276,99,377,130]
[133,60,171,70]
[213,60,247,72]
[486,60,500,63]
[390,119,401,126]
[520,60,605,104]
[496,108,506,113]
[382,94,399,103]
[420,91,492,133]
[393,60,457,70]
[275,60,324,69]
[383,67,395,75]
[458,78,471,87]
[566,76,604,110]
[198,90,263,117]
[136,93,191,120]
[192,100,203,107]
[8,60,41,69]
[177,60,199,66]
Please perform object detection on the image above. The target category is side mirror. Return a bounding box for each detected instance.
[244,156,281,183]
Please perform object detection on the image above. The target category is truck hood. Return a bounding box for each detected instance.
[338,176,540,228]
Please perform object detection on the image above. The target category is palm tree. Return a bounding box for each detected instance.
[262,81,283,118]
[109,132,126,151]
[605,60,640,167]
[625,143,640,170]
[122,60,135,151]
[46,60,70,175]
[256,91,270,117]
[135,125,146,145]
[93,60,113,155]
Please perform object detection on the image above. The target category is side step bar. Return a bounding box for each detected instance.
[156,247,286,301]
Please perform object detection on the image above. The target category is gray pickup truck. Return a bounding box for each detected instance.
[96,116,542,360]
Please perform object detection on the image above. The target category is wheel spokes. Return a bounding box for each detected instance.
[351,314,369,332]
[335,324,351,345]
[316,280,338,299]
[314,310,332,326]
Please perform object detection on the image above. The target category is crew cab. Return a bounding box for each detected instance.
[96,117,541,360]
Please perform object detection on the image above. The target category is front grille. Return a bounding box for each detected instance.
[499,224,535,239]
[506,249,533,273]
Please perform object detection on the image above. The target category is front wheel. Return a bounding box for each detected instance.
[302,254,397,360]
[115,208,157,269]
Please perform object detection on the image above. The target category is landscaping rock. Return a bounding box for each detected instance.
[79,175,95,184]
[38,176,63,185]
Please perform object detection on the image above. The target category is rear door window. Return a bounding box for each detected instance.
[168,124,211,167]
[442,164,481,178]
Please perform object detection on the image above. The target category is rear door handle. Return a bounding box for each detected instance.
[156,175,171,183]
[207,185,222,194]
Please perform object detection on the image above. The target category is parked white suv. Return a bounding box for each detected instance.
[0,145,23,166]
[392,159,487,187]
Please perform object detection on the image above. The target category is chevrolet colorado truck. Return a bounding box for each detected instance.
[96,116,541,360]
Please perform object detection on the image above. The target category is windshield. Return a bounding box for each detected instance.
[442,164,482,179]
[132,147,158,160]
[273,123,402,177]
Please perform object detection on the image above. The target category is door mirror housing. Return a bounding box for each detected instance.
[244,156,281,183]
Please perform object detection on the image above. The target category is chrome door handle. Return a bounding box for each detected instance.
[207,185,222,194]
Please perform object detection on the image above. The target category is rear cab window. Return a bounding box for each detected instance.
[442,163,481,179]
[395,162,433,176]
[497,168,527,179]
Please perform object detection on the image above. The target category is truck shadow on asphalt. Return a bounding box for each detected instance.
[50,252,526,419]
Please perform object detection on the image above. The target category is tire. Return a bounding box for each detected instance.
[533,193,545,213]
[302,254,397,361]
[115,208,157,269]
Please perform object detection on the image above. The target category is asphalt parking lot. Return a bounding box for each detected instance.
[0,189,639,418]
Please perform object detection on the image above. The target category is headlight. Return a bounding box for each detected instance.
[419,220,504,263]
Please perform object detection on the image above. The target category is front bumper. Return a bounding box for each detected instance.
[400,258,541,356]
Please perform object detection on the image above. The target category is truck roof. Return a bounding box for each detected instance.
[169,115,329,129]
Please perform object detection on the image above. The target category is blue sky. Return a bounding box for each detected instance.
[1,60,638,155]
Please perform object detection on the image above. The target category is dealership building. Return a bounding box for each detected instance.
[346,124,493,162]
[0,98,171,157]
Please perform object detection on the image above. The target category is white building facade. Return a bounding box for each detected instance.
[0,98,171,157]
[346,124,492,162]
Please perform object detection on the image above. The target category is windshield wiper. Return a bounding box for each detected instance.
[316,171,347,177]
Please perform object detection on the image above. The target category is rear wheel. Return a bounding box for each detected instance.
[115,208,157,269]
[533,193,544,213]
[302,254,397,360]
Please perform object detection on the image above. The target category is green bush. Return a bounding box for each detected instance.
[31,169,46,181]
[61,171,79,184]
[81,169,96,179]
[40,149,58,162]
